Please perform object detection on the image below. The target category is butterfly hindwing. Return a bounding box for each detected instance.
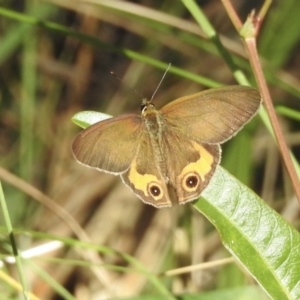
[160,128,220,204]
[121,131,172,207]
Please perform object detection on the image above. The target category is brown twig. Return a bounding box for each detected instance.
[221,0,300,204]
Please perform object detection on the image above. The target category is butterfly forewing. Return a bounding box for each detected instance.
[161,86,261,144]
[72,114,143,174]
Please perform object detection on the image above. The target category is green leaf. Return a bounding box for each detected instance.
[71,111,112,129]
[194,167,300,300]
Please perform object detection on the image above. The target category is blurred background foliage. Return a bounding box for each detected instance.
[0,0,300,299]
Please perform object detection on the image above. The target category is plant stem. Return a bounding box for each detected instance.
[245,37,300,203]
[221,0,300,203]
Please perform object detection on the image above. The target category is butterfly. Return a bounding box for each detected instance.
[72,85,261,208]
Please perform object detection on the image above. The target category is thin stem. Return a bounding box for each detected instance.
[222,0,300,202]
[220,0,243,30]
[258,0,273,23]
[245,37,300,203]
[0,181,29,300]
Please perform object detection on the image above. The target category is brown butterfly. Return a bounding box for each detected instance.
[72,85,261,208]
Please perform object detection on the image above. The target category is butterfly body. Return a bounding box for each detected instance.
[72,85,261,208]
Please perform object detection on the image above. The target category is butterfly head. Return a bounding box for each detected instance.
[141,98,156,116]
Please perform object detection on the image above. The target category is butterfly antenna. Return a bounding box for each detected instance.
[150,63,171,102]
[110,71,145,99]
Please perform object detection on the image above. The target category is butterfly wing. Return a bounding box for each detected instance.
[73,113,172,206]
[161,85,261,144]
[121,131,172,208]
[72,114,143,174]
[160,128,220,204]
